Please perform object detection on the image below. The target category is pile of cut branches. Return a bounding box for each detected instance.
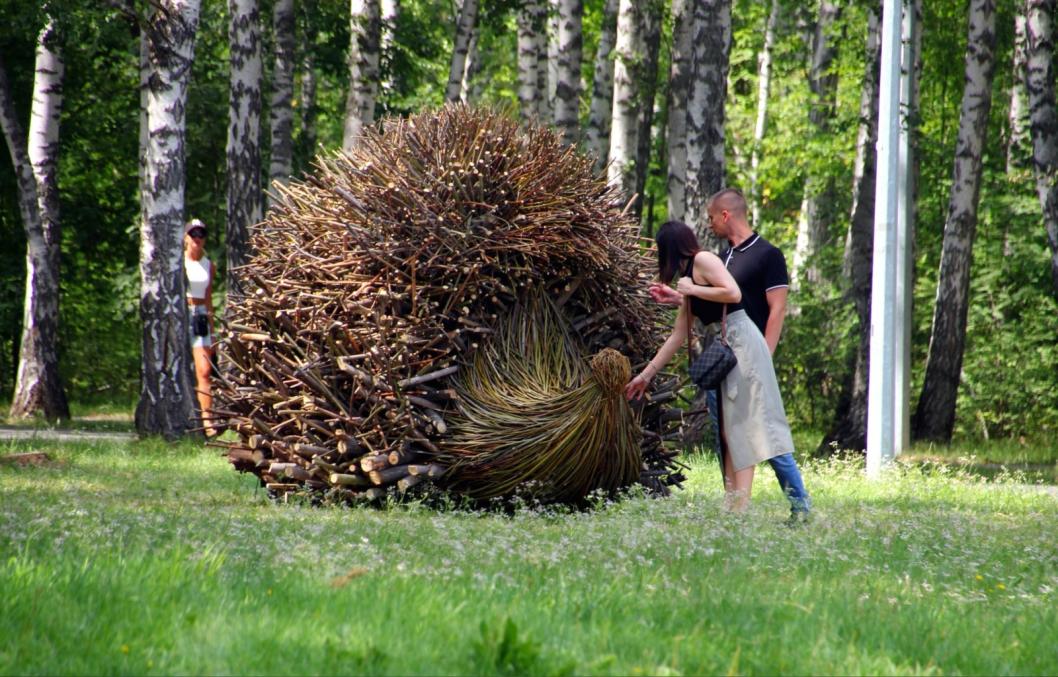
[212,105,687,506]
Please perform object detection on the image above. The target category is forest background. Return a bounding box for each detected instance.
[1,0,1056,453]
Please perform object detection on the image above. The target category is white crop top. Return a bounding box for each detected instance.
[185,256,211,300]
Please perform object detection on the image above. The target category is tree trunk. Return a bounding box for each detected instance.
[1007,8,1031,172]
[227,0,263,298]
[553,0,584,145]
[913,0,997,443]
[1025,0,1058,297]
[822,0,881,454]
[633,1,663,219]
[0,18,69,420]
[268,0,295,204]
[749,0,780,228]
[298,0,319,169]
[380,0,399,99]
[792,0,841,287]
[460,25,480,104]
[517,1,548,123]
[445,0,478,103]
[343,0,381,150]
[684,0,731,249]
[665,0,693,222]
[547,0,559,118]
[607,0,643,200]
[584,0,618,171]
[136,0,201,439]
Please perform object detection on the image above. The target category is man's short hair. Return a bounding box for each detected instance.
[707,188,748,216]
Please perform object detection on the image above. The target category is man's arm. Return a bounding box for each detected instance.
[763,286,787,355]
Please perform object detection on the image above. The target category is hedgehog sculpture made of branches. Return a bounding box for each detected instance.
[213,106,688,507]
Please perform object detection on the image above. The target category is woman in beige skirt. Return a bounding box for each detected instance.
[625,221,795,510]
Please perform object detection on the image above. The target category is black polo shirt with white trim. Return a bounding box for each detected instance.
[721,233,789,335]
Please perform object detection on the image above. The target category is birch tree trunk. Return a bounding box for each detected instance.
[0,18,69,420]
[607,0,643,199]
[343,0,381,151]
[634,1,663,219]
[553,0,584,145]
[460,27,480,104]
[823,0,881,453]
[684,0,732,249]
[227,0,263,298]
[584,0,618,171]
[665,0,693,222]
[792,0,841,287]
[547,0,559,118]
[268,0,295,203]
[1007,9,1031,172]
[445,0,478,103]
[380,0,399,99]
[136,0,201,438]
[749,0,780,227]
[1025,0,1058,297]
[913,0,997,443]
[517,1,547,122]
[299,0,319,168]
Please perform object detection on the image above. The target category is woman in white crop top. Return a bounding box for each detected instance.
[184,218,216,437]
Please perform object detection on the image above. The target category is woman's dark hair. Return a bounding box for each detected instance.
[655,221,700,283]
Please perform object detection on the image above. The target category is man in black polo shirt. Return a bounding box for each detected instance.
[652,189,811,519]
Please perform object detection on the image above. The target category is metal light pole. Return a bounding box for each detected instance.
[866,0,911,478]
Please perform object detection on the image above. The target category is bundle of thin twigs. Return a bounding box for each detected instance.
[211,105,687,505]
[439,295,641,503]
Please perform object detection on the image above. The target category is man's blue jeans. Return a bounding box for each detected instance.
[768,453,811,514]
[708,389,810,514]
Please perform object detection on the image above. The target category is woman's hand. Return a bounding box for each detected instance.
[625,363,658,401]
[675,276,697,297]
[624,374,650,401]
[648,282,682,306]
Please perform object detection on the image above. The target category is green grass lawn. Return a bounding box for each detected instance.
[1,437,1056,675]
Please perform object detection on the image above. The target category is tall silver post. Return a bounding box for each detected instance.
[867,0,904,478]
[894,0,916,454]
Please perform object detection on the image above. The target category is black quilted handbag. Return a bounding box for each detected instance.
[686,300,737,390]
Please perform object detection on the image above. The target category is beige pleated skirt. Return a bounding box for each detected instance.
[711,310,795,471]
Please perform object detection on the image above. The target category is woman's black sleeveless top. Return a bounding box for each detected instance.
[683,256,743,326]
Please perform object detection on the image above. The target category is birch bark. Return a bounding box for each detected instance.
[913,0,998,442]
[268,0,296,201]
[607,0,642,199]
[445,0,478,103]
[684,0,731,249]
[553,0,584,145]
[1,16,69,420]
[517,1,547,122]
[665,0,693,222]
[343,0,381,150]
[1007,8,1031,171]
[585,0,618,171]
[380,0,399,99]
[227,0,263,298]
[634,1,663,219]
[136,0,201,438]
[1025,0,1058,297]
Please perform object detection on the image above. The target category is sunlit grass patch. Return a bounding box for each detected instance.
[1,438,1056,674]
